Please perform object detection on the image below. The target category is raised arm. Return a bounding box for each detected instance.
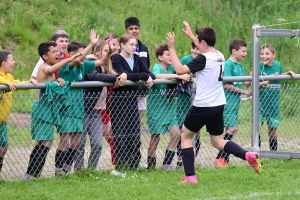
[44,52,82,75]
[182,21,199,49]
[167,32,191,75]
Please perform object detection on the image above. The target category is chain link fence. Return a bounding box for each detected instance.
[1,82,300,180]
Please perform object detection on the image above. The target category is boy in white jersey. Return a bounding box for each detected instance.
[166,21,263,184]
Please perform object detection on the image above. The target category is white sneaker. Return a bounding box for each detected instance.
[22,173,36,181]
[138,161,148,169]
[111,170,126,178]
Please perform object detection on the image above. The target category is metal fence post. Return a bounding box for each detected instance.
[252,24,261,152]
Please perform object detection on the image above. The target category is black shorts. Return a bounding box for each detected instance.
[183,105,224,136]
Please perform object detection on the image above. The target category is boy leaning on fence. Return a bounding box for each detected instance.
[0,50,37,174]
[166,21,263,184]
[146,43,190,171]
[257,44,295,151]
[54,30,113,175]
[22,42,81,181]
[214,39,251,168]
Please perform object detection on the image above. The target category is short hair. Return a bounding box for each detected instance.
[261,44,276,54]
[104,33,119,41]
[38,41,57,59]
[67,40,86,53]
[196,26,216,47]
[229,39,247,54]
[0,50,11,66]
[119,34,136,46]
[191,42,196,49]
[155,44,169,60]
[125,17,140,29]
[51,30,69,41]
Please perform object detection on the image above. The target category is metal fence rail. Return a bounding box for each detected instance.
[1,77,300,180]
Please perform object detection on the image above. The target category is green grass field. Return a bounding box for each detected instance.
[0,159,299,200]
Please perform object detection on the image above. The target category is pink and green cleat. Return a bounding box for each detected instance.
[245,152,264,174]
[181,175,198,184]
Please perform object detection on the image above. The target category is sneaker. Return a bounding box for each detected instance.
[22,173,36,181]
[55,168,67,176]
[181,175,198,184]
[245,152,264,174]
[138,161,148,169]
[111,170,126,178]
[162,164,173,171]
[214,158,229,168]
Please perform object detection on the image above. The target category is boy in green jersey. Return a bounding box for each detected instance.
[55,30,115,175]
[214,39,251,167]
[258,44,295,151]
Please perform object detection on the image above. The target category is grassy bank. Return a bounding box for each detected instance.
[0,0,300,80]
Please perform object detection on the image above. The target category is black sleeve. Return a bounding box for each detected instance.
[111,54,126,74]
[140,61,155,80]
[186,54,206,74]
[85,69,117,82]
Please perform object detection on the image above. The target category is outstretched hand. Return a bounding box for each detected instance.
[57,78,65,86]
[70,52,82,61]
[90,29,100,45]
[166,32,175,50]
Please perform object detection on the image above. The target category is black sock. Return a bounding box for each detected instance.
[26,145,40,176]
[147,156,156,169]
[55,150,66,168]
[216,133,233,160]
[34,145,50,177]
[223,141,247,160]
[162,149,175,165]
[65,148,76,166]
[259,135,261,147]
[182,147,195,176]
[177,140,182,165]
[0,157,3,172]
[195,137,201,156]
[269,139,278,151]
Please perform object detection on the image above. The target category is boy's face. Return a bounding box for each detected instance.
[121,38,137,55]
[260,47,275,66]
[125,25,140,39]
[233,46,247,61]
[1,54,16,73]
[54,36,69,55]
[191,47,200,59]
[158,50,172,65]
[43,46,59,65]
[70,47,85,64]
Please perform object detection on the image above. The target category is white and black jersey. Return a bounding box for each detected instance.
[186,51,226,107]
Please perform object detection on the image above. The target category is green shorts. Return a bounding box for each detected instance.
[149,117,179,134]
[31,119,54,141]
[223,109,239,127]
[0,122,9,147]
[56,115,83,134]
[177,93,191,125]
[259,109,280,128]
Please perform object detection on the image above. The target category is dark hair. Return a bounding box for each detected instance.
[125,17,140,29]
[196,26,216,47]
[119,34,136,46]
[104,33,119,41]
[155,44,168,60]
[191,42,196,49]
[0,50,11,66]
[38,42,57,60]
[51,30,69,41]
[229,39,247,54]
[67,40,86,53]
